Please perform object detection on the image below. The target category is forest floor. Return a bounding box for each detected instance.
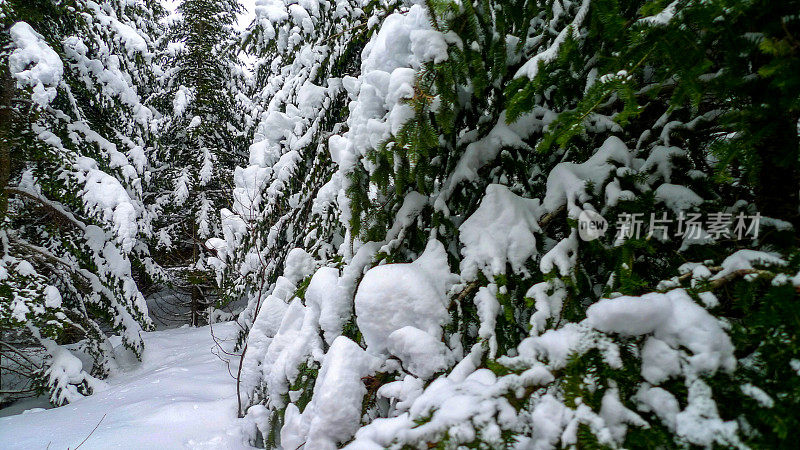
[0,322,254,449]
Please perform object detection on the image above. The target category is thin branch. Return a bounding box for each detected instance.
[453,281,480,304]
[209,322,242,358]
[72,414,106,450]
[708,268,773,290]
[0,364,38,379]
[0,341,42,369]
[538,205,566,229]
[0,388,38,394]
[5,186,87,231]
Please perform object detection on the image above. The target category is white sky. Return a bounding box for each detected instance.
[237,0,256,31]
[160,0,258,71]
[161,0,256,31]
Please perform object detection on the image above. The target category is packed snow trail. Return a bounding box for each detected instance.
[0,322,253,449]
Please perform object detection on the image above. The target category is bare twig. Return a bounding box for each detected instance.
[0,388,38,394]
[453,281,480,303]
[209,322,242,358]
[0,341,41,369]
[538,205,566,229]
[708,268,772,290]
[71,413,106,450]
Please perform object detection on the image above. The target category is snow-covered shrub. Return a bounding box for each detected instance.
[212,0,800,448]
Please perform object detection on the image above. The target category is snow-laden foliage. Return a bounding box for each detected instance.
[208,0,405,356]
[2,0,798,446]
[149,0,249,325]
[1,0,164,405]
[212,0,800,448]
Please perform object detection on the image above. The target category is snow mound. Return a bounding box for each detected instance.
[544,136,633,216]
[711,249,786,280]
[354,239,456,355]
[306,267,349,345]
[75,157,139,251]
[459,184,543,280]
[587,288,736,375]
[8,22,63,106]
[281,337,381,450]
[387,326,452,379]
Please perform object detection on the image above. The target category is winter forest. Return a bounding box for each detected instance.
[1,0,799,448]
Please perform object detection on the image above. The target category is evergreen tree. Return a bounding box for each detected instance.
[211,0,403,305]
[0,0,164,405]
[153,0,247,326]
[207,0,404,422]
[213,0,800,447]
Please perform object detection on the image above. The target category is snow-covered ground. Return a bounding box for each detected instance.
[0,322,253,449]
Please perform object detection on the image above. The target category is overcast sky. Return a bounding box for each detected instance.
[161,0,256,31]
[237,0,256,31]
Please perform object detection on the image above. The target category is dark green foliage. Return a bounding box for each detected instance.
[509,0,800,224]
[339,0,800,447]
[706,260,800,447]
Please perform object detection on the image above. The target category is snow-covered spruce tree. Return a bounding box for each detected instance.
[0,0,164,405]
[211,0,800,448]
[206,0,405,419]
[151,0,248,326]
[208,0,407,313]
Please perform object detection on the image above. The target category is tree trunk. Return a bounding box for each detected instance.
[189,221,205,326]
[190,284,200,327]
[0,63,13,222]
